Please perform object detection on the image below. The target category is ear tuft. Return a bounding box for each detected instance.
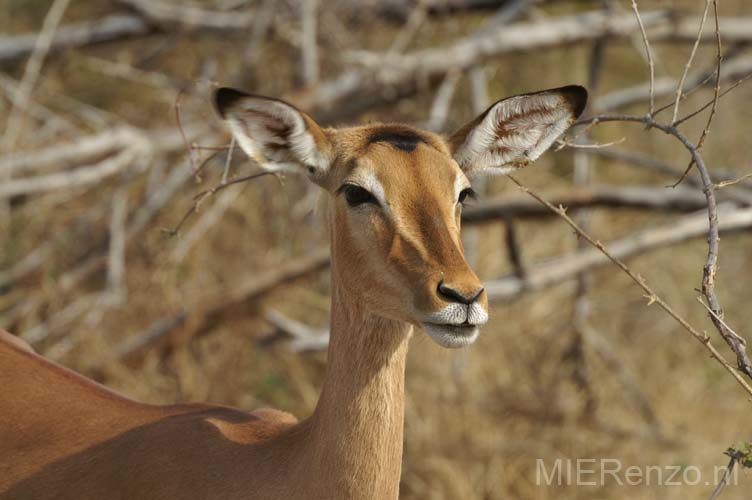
[214,87,250,118]
[558,85,588,120]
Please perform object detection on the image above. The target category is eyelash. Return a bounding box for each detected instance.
[339,184,378,207]
[458,187,477,204]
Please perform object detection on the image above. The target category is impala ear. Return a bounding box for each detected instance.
[448,85,587,176]
[213,88,334,183]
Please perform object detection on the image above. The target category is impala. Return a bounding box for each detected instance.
[0,84,586,499]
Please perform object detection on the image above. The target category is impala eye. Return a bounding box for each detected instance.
[458,187,477,205]
[340,184,378,207]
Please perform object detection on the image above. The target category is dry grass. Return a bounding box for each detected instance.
[2,0,751,498]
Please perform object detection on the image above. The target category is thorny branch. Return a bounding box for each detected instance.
[574,113,752,379]
[507,175,752,398]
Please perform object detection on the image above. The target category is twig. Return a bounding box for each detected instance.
[715,173,752,190]
[171,185,244,262]
[630,0,655,115]
[670,1,723,188]
[583,148,752,206]
[221,137,235,185]
[671,0,713,124]
[697,297,747,346]
[485,204,752,299]
[555,137,625,150]
[576,113,752,378]
[673,73,751,128]
[595,53,752,114]
[165,171,278,236]
[507,175,752,398]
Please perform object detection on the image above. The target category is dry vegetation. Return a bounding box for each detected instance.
[2,0,752,498]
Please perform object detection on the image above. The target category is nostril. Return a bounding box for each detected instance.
[468,286,484,303]
[437,281,484,305]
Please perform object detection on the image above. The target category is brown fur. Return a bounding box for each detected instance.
[0,121,482,499]
[0,83,588,499]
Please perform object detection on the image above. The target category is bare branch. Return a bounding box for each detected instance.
[265,310,329,352]
[673,73,751,127]
[576,113,752,377]
[0,14,153,65]
[164,171,278,237]
[505,176,752,398]
[170,186,244,262]
[670,1,724,188]
[595,54,752,113]
[486,204,752,300]
[462,185,709,222]
[117,0,254,30]
[348,10,670,77]
[0,147,143,200]
[630,0,656,115]
[715,173,752,190]
[671,0,713,124]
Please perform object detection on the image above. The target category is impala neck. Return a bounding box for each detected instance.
[304,261,411,499]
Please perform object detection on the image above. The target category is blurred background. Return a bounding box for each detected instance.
[2,0,751,498]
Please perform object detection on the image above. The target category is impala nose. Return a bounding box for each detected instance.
[437,281,484,305]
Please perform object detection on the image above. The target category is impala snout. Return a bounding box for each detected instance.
[420,269,488,349]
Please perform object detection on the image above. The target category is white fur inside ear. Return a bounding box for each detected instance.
[455,92,574,175]
[224,99,329,174]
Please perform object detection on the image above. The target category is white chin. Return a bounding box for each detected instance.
[421,323,480,348]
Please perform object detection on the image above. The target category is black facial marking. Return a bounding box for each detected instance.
[368,130,426,152]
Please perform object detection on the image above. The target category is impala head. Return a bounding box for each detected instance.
[215,86,586,348]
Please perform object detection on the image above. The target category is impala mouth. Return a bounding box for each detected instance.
[421,322,480,348]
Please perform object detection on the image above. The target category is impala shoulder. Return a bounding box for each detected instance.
[169,405,298,444]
